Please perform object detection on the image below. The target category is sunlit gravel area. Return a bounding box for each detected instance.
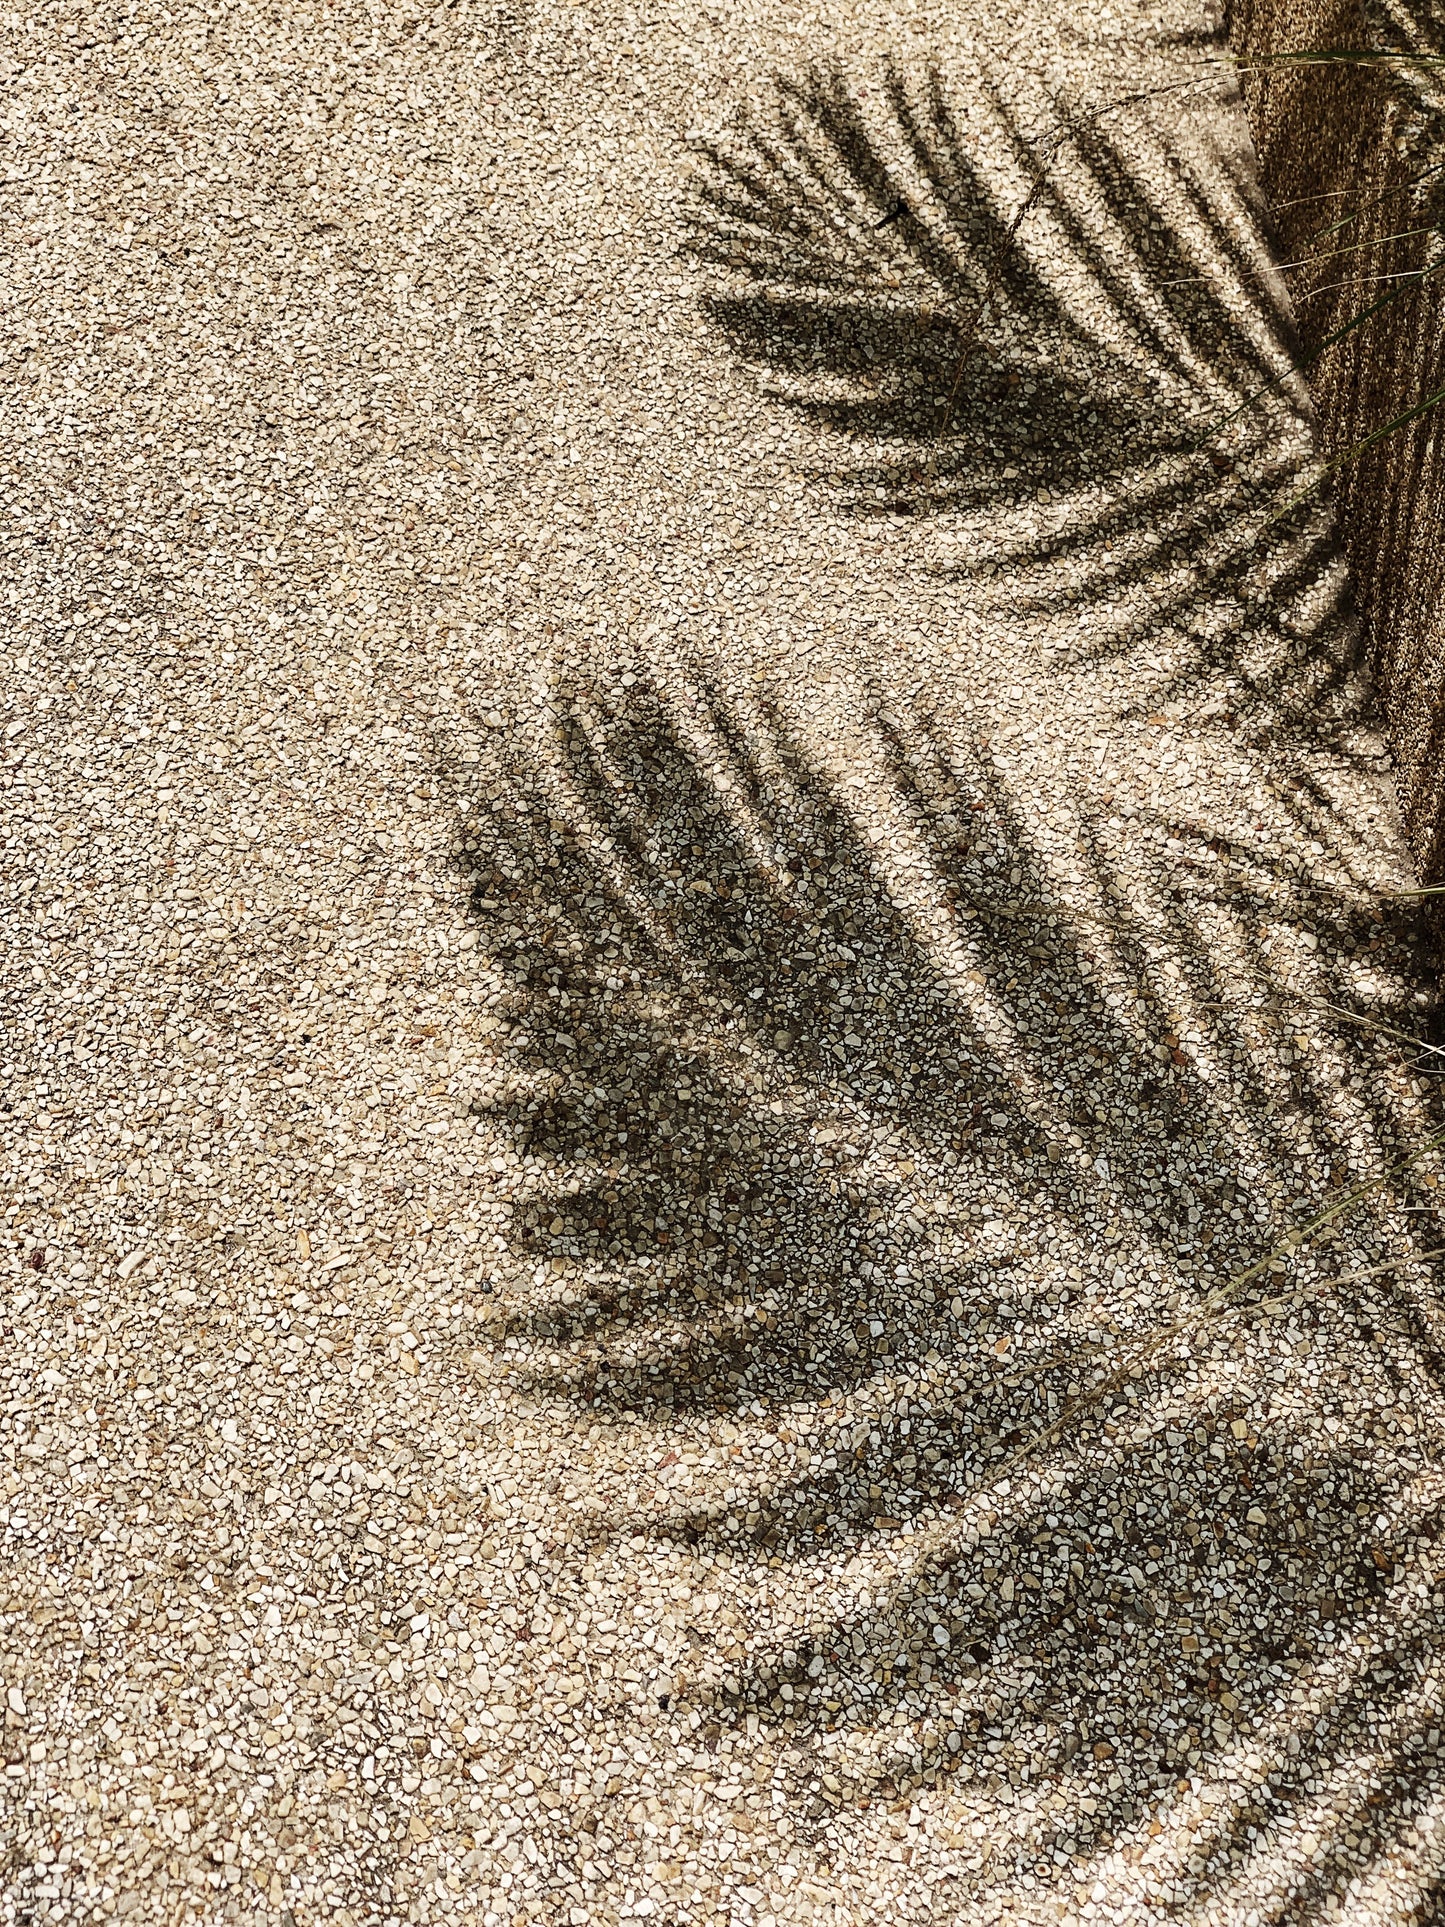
[4,1,1445,1924]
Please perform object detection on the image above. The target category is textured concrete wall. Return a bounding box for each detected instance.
[1228,0,1445,877]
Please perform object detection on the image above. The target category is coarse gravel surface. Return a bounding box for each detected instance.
[5,2,1445,1925]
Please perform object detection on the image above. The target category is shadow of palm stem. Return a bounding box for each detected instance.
[445,650,1445,1916]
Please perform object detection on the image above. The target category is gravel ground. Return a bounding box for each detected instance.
[5,2,1445,1924]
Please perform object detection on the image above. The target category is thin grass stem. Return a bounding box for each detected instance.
[1190,259,1445,449]
[1158,225,1437,288]
[1237,48,1445,70]
[1239,1246,1445,1319]
[1297,269,1444,301]
[1319,1001,1445,1061]
[1269,375,1445,522]
[1278,225,1438,272]
[980,1125,1445,1488]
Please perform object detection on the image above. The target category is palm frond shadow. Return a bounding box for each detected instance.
[685,51,1392,770]
[464,673,1270,1417]
[448,657,1445,1916]
[687,57,1296,517]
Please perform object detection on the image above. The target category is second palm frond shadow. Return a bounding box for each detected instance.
[459,664,1436,1420]
[448,660,1445,1917]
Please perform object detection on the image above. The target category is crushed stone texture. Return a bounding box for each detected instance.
[4,1,1445,1924]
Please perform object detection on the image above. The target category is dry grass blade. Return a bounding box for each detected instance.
[983,1125,1445,1491]
[1190,257,1445,448]
[1276,224,1439,272]
[1239,1245,1445,1317]
[1320,1000,1445,1062]
[1158,226,1437,287]
[1299,156,1445,249]
[1298,269,1445,301]
[1268,376,1445,523]
[1238,47,1445,70]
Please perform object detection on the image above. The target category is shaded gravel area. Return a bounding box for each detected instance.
[5,2,1445,1924]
